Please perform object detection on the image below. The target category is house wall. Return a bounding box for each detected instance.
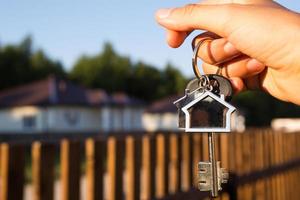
[101,107,111,132]
[0,105,145,133]
[142,113,178,132]
[271,118,300,132]
[46,106,102,133]
[101,106,145,132]
[0,106,102,133]
[0,106,44,133]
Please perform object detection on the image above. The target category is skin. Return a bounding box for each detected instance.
[155,0,300,105]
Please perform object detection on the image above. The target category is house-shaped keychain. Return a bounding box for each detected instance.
[174,87,235,133]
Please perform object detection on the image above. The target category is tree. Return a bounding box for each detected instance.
[126,61,163,101]
[159,63,186,96]
[0,44,32,88]
[70,43,188,101]
[233,91,300,126]
[0,36,66,90]
[31,49,65,78]
[70,42,131,92]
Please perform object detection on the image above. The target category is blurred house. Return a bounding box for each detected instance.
[143,95,246,132]
[0,76,144,133]
[271,118,300,132]
[143,96,179,131]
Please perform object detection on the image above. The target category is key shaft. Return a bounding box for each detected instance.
[208,132,218,197]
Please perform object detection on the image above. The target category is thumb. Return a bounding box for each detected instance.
[155,4,239,37]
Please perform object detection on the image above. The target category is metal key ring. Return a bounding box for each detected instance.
[192,38,212,79]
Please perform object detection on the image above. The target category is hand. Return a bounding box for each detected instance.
[155,0,300,105]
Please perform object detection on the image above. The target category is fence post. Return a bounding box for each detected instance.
[0,143,25,200]
[142,135,156,199]
[181,133,192,191]
[61,140,81,200]
[220,133,230,200]
[169,133,181,194]
[263,130,272,200]
[86,138,105,200]
[253,131,265,200]
[156,134,169,198]
[192,134,201,187]
[107,137,124,200]
[125,136,141,200]
[227,133,240,200]
[242,132,252,200]
[274,132,282,200]
[32,142,55,200]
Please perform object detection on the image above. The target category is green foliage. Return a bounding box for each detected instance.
[126,61,163,100]
[70,43,131,92]
[161,63,186,96]
[31,50,65,78]
[0,36,65,90]
[233,91,300,126]
[70,42,187,101]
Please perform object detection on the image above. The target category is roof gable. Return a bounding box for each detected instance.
[181,90,236,132]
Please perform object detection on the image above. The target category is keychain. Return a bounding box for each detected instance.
[174,38,236,197]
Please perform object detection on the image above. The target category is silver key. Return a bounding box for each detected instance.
[173,38,236,198]
[198,132,228,197]
[174,75,234,197]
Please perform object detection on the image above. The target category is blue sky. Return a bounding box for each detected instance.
[0,0,299,76]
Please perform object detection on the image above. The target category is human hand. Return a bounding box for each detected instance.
[155,0,300,105]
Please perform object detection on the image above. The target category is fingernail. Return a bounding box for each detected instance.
[156,8,172,19]
[224,42,239,55]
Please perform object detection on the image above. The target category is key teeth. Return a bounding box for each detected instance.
[198,162,212,191]
[198,161,229,192]
[220,168,229,184]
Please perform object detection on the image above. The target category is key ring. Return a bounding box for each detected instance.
[192,38,212,79]
[192,38,214,91]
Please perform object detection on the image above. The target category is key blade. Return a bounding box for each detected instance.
[198,162,212,191]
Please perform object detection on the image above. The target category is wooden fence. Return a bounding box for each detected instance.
[0,130,300,200]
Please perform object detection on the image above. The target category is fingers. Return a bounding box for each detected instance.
[193,34,241,65]
[166,30,189,48]
[202,56,265,78]
[229,77,246,94]
[160,0,277,48]
[200,0,276,6]
[155,4,239,37]
[166,29,218,48]
[229,76,262,94]
[244,75,263,90]
[191,32,220,48]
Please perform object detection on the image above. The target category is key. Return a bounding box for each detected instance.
[198,132,228,197]
[186,74,233,101]
[174,74,235,198]
[173,38,236,198]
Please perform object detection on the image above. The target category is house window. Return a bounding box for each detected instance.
[23,115,36,129]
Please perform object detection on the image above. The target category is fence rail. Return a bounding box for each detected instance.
[0,130,300,200]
